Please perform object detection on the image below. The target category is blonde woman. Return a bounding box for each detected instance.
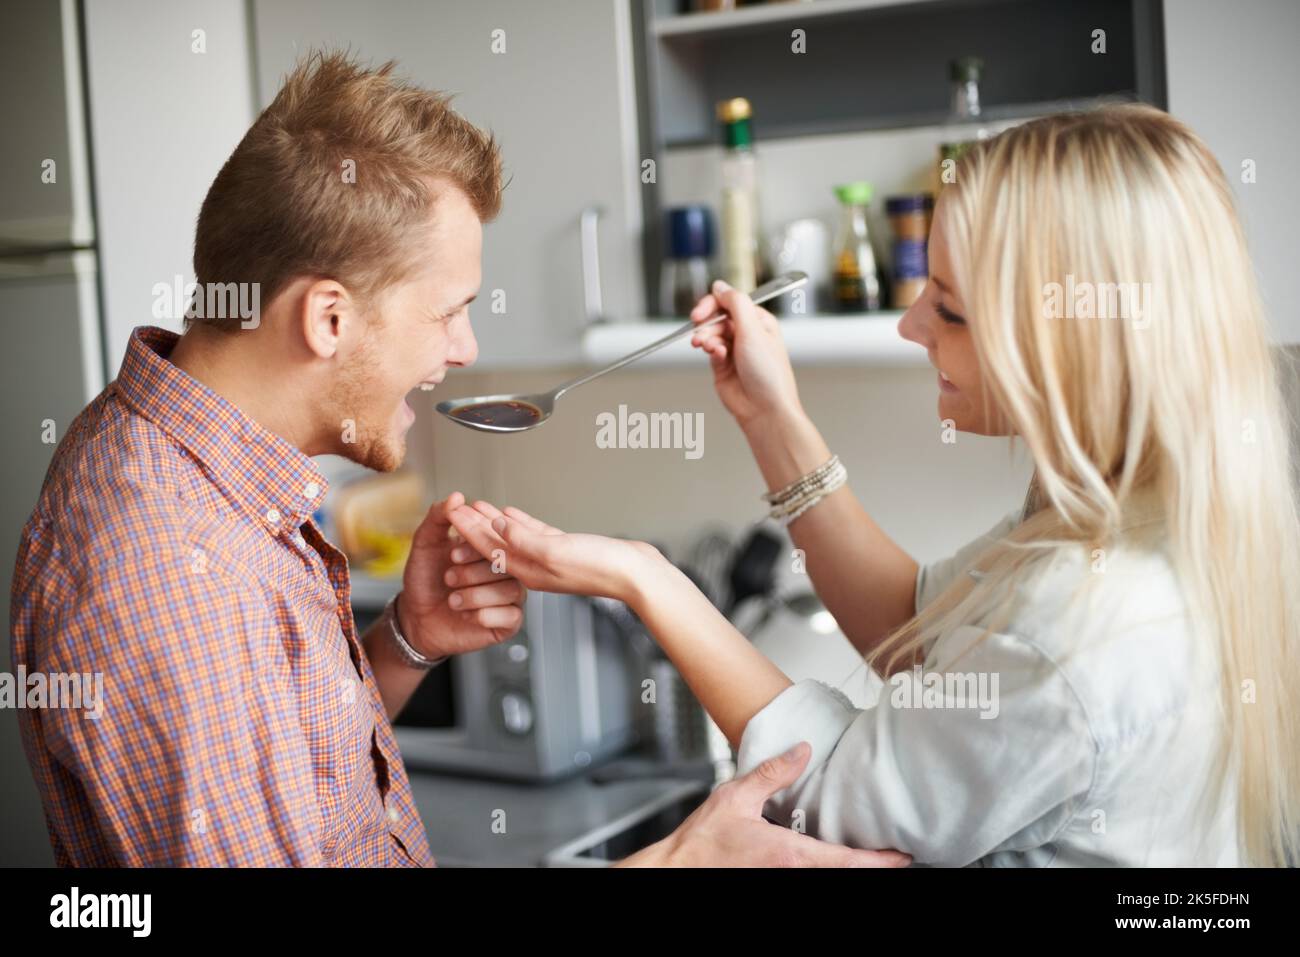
[447,105,1300,867]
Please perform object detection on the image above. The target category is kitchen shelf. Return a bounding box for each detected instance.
[632,0,1166,313]
[658,92,1139,149]
[643,0,1152,148]
[653,0,941,38]
[581,313,928,367]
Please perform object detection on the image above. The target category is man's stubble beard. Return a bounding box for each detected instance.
[328,330,406,473]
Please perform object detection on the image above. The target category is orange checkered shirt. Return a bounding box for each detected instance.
[10,326,435,866]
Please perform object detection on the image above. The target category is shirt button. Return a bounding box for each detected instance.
[304,481,321,498]
[264,508,281,525]
[388,807,401,824]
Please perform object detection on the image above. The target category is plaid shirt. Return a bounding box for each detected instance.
[10,326,434,867]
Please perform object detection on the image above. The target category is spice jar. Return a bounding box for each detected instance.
[886,194,934,308]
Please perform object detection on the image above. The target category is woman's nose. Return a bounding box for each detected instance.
[897,302,935,350]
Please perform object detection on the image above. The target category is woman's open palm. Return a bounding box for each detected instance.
[447,500,655,602]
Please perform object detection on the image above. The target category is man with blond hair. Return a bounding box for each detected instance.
[11,51,907,869]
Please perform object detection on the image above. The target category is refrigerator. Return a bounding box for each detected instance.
[0,0,105,867]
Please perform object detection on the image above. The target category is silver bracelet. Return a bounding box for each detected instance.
[762,455,842,507]
[384,592,447,670]
[764,456,847,526]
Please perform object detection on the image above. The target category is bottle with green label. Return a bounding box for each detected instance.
[717,97,762,292]
[832,181,880,313]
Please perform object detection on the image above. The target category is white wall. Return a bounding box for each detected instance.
[407,361,1036,567]
[1162,0,1300,345]
[83,0,255,371]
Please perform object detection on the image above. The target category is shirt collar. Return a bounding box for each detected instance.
[114,326,329,533]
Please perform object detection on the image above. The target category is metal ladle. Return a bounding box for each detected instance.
[434,271,808,434]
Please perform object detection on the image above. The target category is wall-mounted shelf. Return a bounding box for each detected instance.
[582,314,929,367]
[643,0,1157,146]
[631,0,1167,314]
[658,92,1138,150]
[653,0,943,38]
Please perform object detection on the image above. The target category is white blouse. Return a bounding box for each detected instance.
[736,509,1242,866]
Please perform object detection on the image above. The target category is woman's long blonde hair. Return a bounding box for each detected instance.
[870,105,1300,866]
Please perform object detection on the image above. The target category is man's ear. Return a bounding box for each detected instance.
[299,278,357,360]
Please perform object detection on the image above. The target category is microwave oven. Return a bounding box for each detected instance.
[353,585,640,782]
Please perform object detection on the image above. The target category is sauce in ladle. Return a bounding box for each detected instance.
[447,399,543,429]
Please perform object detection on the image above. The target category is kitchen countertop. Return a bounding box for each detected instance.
[406,758,713,867]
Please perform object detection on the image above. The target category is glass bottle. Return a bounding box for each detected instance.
[831,182,880,313]
[660,206,715,318]
[952,55,983,121]
[937,57,991,188]
[717,97,761,292]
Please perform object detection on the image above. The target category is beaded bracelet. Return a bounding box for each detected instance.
[762,455,847,526]
[762,455,842,507]
[770,461,847,522]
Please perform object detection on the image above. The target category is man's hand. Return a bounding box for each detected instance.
[618,742,911,868]
[397,491,526,658]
